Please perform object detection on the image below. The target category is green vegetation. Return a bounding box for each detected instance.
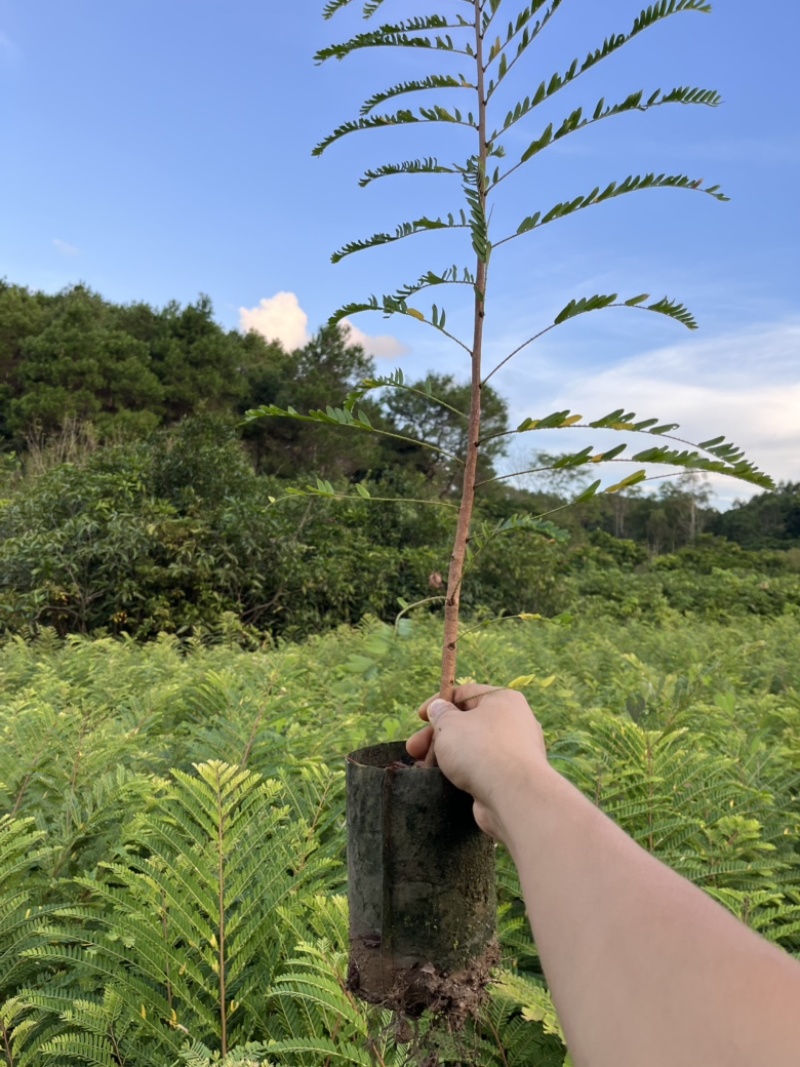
[0,608,797,1064]
[0,286,797,643]
[0,277,797,1058]
[0,413,797,642]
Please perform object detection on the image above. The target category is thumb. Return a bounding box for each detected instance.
[428,698,457,724]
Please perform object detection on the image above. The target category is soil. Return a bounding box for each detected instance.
[347,936,500,1028]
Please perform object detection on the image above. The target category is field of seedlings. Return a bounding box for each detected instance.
[1,606,798,1065]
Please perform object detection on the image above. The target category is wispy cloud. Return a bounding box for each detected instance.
[0,31,21,68]
[239,291,407,359]
[53,238,80,257]
[501,319,800,503]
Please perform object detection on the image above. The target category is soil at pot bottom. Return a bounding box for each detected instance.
[348,934,500,1026]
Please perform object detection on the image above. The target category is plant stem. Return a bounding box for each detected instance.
[426,0,488,765]
[216,776,228,1057]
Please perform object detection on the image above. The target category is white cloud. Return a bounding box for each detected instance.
[239,291,407,358]
[338,318,408,359]
[239,292,309,351]
[501,319,800,505]
[53,238,80,257]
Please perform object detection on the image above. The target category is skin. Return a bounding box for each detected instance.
[407,684,800,1067]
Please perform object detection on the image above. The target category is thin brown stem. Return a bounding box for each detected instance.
[426,0,488,766]
[216,775,228,1057]
[2,1019,14,1067]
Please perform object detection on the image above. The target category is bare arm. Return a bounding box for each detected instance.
[407,686,800,1067]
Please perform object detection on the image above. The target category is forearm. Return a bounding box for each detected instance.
[498,766,800,1067]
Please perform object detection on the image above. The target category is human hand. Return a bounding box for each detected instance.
[406,684,549,841]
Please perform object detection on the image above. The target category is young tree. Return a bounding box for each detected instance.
[251,0,771,704]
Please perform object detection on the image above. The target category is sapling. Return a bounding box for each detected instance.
[251,0,769,709]
[248,0,771,1014]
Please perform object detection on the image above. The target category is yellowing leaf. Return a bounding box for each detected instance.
[406,307,425,321]
[518,612,543,621]
[562,414,583,426]
[521,1003,546,1023]
[140,1005,147,1019]
[507,672,556,690]
[507,674,537,689]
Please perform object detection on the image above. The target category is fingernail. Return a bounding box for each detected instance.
[428,699,450,722]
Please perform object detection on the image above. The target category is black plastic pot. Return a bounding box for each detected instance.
[346,741,496,1016]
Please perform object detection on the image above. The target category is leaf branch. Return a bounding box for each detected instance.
[359,74,475,116]
[314,17,472,64]
[243,403,464,463]
[487,1,713,121]
[314,107,477,158]
[495,86,721,188]
[496,174,728,249]
[479,413,774,489]
[484,0,564,95]
[358,157,459,187]
[482,294,697,385]
[331,213,470,263]
[329,294,473,354]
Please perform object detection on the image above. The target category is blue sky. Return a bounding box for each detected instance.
[2,0,798,503]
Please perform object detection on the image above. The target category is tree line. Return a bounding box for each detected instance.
[0,279,797,644]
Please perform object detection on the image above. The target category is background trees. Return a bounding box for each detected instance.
[0,278,797,642]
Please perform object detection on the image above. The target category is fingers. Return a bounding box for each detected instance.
[417,684,505,721]
[406,724,433,759]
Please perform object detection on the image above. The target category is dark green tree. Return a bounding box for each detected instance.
[380,373,508,493]
[7,285,164,439]
[240,324,384,479]
[710,483,800,549]
[149,295,248,422]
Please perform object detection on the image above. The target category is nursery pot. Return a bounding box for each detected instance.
[346,741,497,1016]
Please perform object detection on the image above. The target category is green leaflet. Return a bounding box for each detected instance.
[360,74,472,116]
[315,16,467,65]
[515,85,720,166]
[330,212,467,263]
[553,293,697,329]
[508,411,773,489]
[510,173,728,242]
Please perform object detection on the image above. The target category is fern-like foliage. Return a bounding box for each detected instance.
[315,16,468,65]
[564,712,800,903]
[505,410,774,490]
[177,1040,276,1066]
[266,896,410,1066]
[505,173,727,245]
[0,817,52,1013]
[359,156,458,187]
[331,211,468,263]
[14,762,341,1065]
[507,86,720,171]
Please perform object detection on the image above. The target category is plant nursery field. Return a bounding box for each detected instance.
[0,607,798,1066]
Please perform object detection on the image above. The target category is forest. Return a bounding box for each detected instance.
[1,280,798,644]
